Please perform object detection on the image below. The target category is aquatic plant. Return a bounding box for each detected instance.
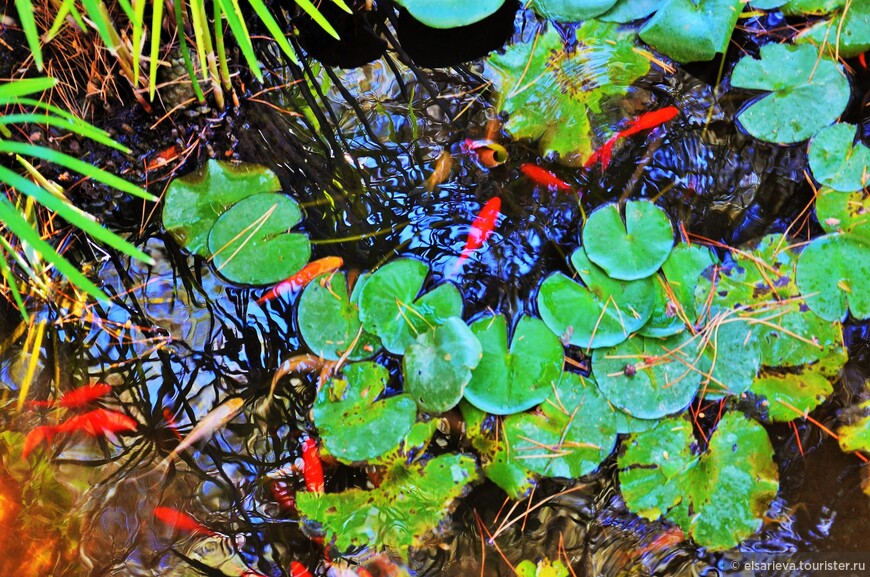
[392,0,506,27]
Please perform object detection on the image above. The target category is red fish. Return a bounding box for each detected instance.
[585,106,680,171]
[22,425,57,458]
[270,479,296,512]
[301,438,325,493]
[256,257,343,305]
[289,561,313,577]
[454,196,501,271]
[30,383,113,409]
[463,139,508,168]
[154,506,216,536]
[163,408,184,441]
[520,163,573,192]
[56,408,138,436]
[584,136,618,171]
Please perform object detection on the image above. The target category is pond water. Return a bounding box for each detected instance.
[1,4,869,577]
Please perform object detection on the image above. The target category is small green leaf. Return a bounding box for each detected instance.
[750,368,833,422]
[392,0,505,27]
[815,187,870,237]
[313,362,417,463]
[528,0,619,21]
[464,315,564,415]
[782,0,845,15]
[600,0,664,22]
[809,123,870,193]
[695,319,761,399]
[582,201,674,281]
[404,317,482,414]
[730,43,850,144]
[796,1,870,57]
[660,243,717,324]
[797,233,870,321]
[637,277,686,338]
[208,193,310,285]
[838,401,870,454]
[639,0,743,62]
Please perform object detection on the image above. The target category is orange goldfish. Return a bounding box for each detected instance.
[454,196,501,272]
[586,106,680,171]
[30,383,112,409]
[56,408,138,436]
[301,438,325,494]
[256,257,343,305]
[520,163,573,192]
[425,151,453,192]
[154,506,216,537]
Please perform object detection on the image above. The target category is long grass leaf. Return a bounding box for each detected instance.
[174,0,206,101]
[17,319,45,411]
[81,0,117,49]
[216,0,262,81]
[329,0,352,14]
[0,78,57,101]
[0,198,109,301]
[213,1,231,89]
[14,0,44,71]
[115,0,134,20]
[293,0,339,40]
[0,141,156,201]
[45,0,73,43]
[0,112,124,151]
[149,0,165,101]
[188,0,210,82]
[247,0,302,62]
[132,0,147,85]
[0,245,29,321]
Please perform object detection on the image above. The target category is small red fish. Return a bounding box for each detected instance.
[270,479,296,512]
[301,438,325,494]
[586,107,679,171]
[22,425,57,458]
[154,506,216,536]
[30,383,113,409]
[859,51,867,70]
[454,196,501,271]
[163,408,184,441]
[520,163,573,192]
[584,136,618,171]
[289,561,314,577]
[56,408,138,436]
[256,257,343,305]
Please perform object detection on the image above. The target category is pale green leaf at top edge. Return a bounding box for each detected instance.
[247,0,301,62]
[808,123,870,193]
[750,368,833,422]
[796,233,870,321]
[294,0,340,39]
[749,0,787,8]
[14,0,43,71]
[528,0,619,21]
[796,1,870,58]
[393,0,506,28]
[81,0,116,49]
[600,0,664,22]
[639,0,744,63]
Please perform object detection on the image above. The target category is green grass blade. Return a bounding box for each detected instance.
[0,78,57,101]
[247,0,302,62]
[0,112,125,151]
[0,198,108,301]
[0,141,156,201]
[329,0,352,14]
[188,0,211,83]
[14,0,44,71]
[0,245,30,321]
[149,0,165,101]
[115,0,134,21]
[0,165,154,264]
[294,0,339,40]
[213,1,231,89]
[131,0,147,85]
[81,0,117,49]
[174,0,206,101]
[216,0,262,81]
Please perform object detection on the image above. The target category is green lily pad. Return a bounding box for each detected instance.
[696,319,761,399]
[838,401,870,454]
[637,277,687,338]
[528,0,619,21]
[163,160,281,257]
[487,22,649,166]
[619,413,779,550]
[537,249,655,349]
[809,123,870,193]
[796,1,870,57]
[297,454,477,558]
[359,258,462,355]
[796,232,870,321]
[750,368,833,422]
[660,243,718,325]
[782,0,846,15]
[750,0,787,8]
[464,315,564,415]
[612,407,659,434]
[369,420,439,467]
[208,192,310,285]
[593,332,702,419]
[600,0,664,22]
[730,43,850,144]
[298,272,381,361]
[392,0,505,28]
[582,201,674,281]
[815,187,870,236]
[504,372,618,478]
[639,0,743,63]
[313,362,417,463]
[404,317,482,414]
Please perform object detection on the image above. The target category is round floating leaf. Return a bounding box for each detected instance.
[782,0,845,15]
[816,187,870,236]
[504,372,618,478]
[809,123,870,193]
[730,43,850,144]
[582,201,674,281]
[600,0,664,22]
[298,272,380,361]
[638,278,686,338]
[313,362,417,463]
[661,243,718,324]
[464,315,563,415]
[796,233,870,321]
[486,23,649,166]
[359,258,462,355]
[393,0,505,28]
[639,0,744,62]
[592,332,702,419]
[163,160,282,257]
[838,401,870,454]
[750,0,787,7]
[208,193,310,285]
[796,1,870,57]
[612,408,658,434]
[528,0,619,21]
[537,249,655,349]
[750,368,833,422]
[695,319,761,399]
[404,317,481,414]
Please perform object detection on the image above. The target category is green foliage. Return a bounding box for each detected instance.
[781,0,846,14]
[464,315,563,415]
[516,558,570,577]
[486,22,650,166]
[528,0,619,20]
[815,187,870,235]
[619,413,779,550]
[313,362,417,463]
[696,320,761,398]
[796,0,870,57]
[750,370,833,422]
[296,454,478,558]
[639,0,743,62]
[583,201,674,281]
[730,43,851,144]
[393,0,506,27]
[838,401,870,454]
[809,123,870,193]
[600,0,663,22]
[796,233,870,321]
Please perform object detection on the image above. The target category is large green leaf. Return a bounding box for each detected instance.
[796,233,870,321]
[750,368,833,422]
[592,332,702,419]
[838,401,870,454]
[313,362,417,464]
[404,317,482,414]
[600,0,664,22]
[392,0,505,28]
[815,187,870,236]
[782,0,846,14]
[528,0,618,21]
[537,249,655,349]
[503,372,618,478]
[464,315,564,415]
[163,160,282,257]
[207,192,310,285]
[487,22,649,166]
[619,413,779,550]
[730,43,850,144]
[639,0,743,63]
[796,0,870,57]
[297,454,478,557]
[359,258,462,355]
[582,200,674,281]
[808,123,870,193]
